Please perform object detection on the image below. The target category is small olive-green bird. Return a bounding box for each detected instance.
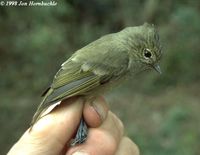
[30,23,162,146]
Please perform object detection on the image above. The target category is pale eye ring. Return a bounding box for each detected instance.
[143,48,152,59]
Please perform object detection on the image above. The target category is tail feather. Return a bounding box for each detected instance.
[29,88,54,131]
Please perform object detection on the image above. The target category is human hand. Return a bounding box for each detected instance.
[7,96,139,155]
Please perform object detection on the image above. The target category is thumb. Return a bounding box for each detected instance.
[8,97,83,155]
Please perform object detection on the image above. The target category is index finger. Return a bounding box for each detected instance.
[8,97,84,155]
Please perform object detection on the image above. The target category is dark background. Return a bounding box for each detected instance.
[1,0,200,154]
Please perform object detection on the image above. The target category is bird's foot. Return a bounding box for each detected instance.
[70,118,88,146]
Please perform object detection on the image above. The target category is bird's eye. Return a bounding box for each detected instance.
[143,49,152,59]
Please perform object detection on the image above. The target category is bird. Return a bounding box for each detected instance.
[30,23,162,146]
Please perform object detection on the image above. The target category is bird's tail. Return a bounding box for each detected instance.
[29,88,56,131]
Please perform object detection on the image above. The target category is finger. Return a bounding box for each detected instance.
[66,111,124,155]
[115,137,140,155]
[83,96,109,128]
[100,111,124,143]
[8,97,84,155]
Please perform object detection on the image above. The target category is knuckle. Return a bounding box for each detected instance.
[110,112,124,136]
[91,129,118,155]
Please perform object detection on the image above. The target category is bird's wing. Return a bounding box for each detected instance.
[49,35,130,102]
[31,36,130,126]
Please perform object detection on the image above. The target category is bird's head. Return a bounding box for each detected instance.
[122,23,162,74]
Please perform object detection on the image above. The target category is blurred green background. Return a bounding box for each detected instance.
[1,0,200,154]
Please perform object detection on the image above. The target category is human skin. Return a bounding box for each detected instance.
[7,96,139,155]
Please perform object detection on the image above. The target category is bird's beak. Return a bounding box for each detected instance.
[153,64,162,74]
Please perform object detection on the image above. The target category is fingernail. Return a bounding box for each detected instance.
[91,97,107,121]
[72,151,89,155]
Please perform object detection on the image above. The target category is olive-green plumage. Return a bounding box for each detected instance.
[30,23,162,130]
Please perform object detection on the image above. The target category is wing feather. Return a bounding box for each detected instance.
[30,73,100,127]
[46,74,100,103]
[31,34,130,127]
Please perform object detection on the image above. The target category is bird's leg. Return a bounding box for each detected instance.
[70,96,96,146]
[70,117,88,146]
